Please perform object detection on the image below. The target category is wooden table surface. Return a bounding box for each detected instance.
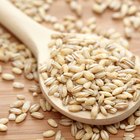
[0,0,140,140]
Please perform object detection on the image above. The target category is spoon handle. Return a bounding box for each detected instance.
[0,0,50,57]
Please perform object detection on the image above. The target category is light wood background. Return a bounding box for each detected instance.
[0,0,140,139]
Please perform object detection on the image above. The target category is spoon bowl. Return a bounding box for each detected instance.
[39,44,140,125]
[0,0,140,125]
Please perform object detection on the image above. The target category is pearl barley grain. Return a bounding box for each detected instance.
[31,112,44,119]
[0,124,8,132]
[0,118,9,125]
[9,113,16,121]
[17,95,25,100]
[22,101,31,113]
[12,67,22,75]
[43,130,55,138]
[15,113,27,123]
[13,82,24,89]
[47,119,58,128]
[2,73,15,81]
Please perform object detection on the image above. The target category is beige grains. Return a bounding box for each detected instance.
[72,72,83,81]
[91,133,100,140]
[11,0,140,39]
[32,92,38,97]
[17,94,25,100]
[135,110,140,117]
[10,108,22,115]
[84,71,95,81]
[75,130,85,140]
[70,1,82,17]
[59,118,72,126]
[47,119,58,128]
[106,125,118,134]
[92,127,100,133]
[113,79,124,87]
[123,137,133,140]
[135,117,140,125]
[31,112,44,119]
[2,0,140,139]
[71,123,77,137]
[28,84,41,93]
[120,4,129,17]
[125,27,133,38]
[76,78,88,85]
[76,122,83,129]
[124,132,135,139]
[95,79,104,87]
[82,132,93,140]
[44,77,55,86]
[48,85,58,96]
[128,5,137,15]
[30,103,40,113]
[16,113,27,123]
[12,61,24,69]
[40,33,140,119]
[12,67,22,75]
[13,82,24,89]
[114,102,128,110]
[52,109,58,113]
[66,79,74,92]
[68,105,82,112]
[91,104,99,119]
[61,137,66,140]
[112,87,124,96]
[120,123,126,130]
[92,3,106,14]
[0,124,8,132]
[46,100,52,111]
[40,98,47,111]
[83,82,92,89]
[2,73,15,81]
[55,130,62,140]
[10,100,24,108]
[100,130,109,140]
[71,85,83,93]
[108,0,121,11]
[22,101,31,113]
[41,72,48,80]
[0,118,9,125]
[8,113,16,121]
[128,115,135,125]
[84,124,92,133]
[125,125,136,132]
[85,98,96,106]
[43,130,55,138]
[100,106,108,116]
[133,90,140,102]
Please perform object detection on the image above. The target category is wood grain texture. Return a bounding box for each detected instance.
[0,0,140,139]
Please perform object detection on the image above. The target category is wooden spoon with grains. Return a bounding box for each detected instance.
[0,0,140,125]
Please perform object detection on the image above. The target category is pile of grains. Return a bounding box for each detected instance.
[0,0,140,140]
[40,33,140,118]
[0,28,139,140]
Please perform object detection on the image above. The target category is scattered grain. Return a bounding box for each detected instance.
[31,112,44,119]
[43,130,55,138]
[47,119,58,128]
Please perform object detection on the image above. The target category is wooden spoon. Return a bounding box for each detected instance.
[0,0,140,125]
